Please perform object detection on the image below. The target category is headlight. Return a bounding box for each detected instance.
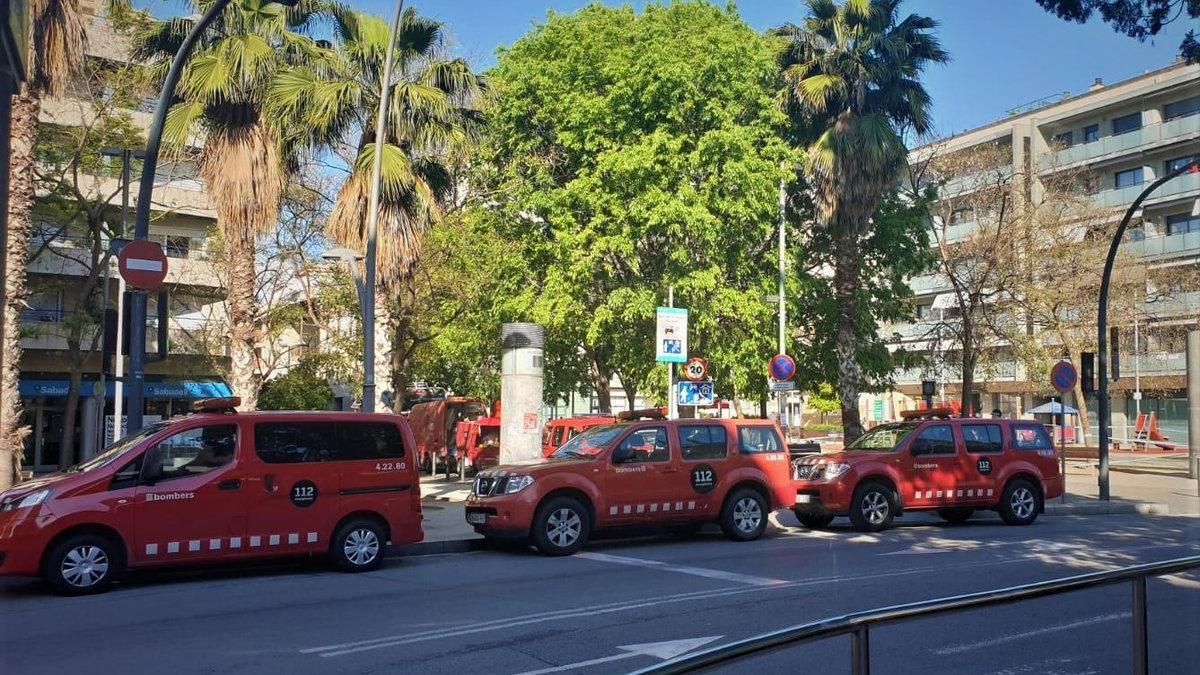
[503,475,534,494]
[823,463,851,480]
[1,488,51,511]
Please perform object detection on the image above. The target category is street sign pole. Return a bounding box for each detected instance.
[1051,360,1078,504]
[777,168,786,430]
[668,286,676,420]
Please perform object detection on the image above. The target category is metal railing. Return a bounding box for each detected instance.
[636,555,1200,675]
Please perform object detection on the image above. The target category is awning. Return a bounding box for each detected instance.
[19,379,231,399]
[1026,401,1079,415]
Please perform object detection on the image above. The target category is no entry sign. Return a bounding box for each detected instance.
[768,353,796,381]
[117,240,168,291]
[1050,360,1078,394]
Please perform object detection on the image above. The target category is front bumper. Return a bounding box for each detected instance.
[464,492,537,537]
[791,479,853,514]
[0,509,52,577]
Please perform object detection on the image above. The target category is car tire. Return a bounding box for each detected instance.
[531,497,590,556]
[999,479,1041,526]
[794,510,835,529]
[43,533,124,595]
[848,482,896,532]
[720,488,768,542]
[937,507,974,525]
[331,519,387,572]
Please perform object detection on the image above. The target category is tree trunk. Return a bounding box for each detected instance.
[616,372,638,412]
[373,290,398,412]
[0,86,39,489]
[833,228,864,441]
[226,234,261,411]
[960,312,976,416]
[588,351,612,414]
[58,362,84,470]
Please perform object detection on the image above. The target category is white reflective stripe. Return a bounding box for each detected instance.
[188,540,201,552]
[307,532,318,543]
[924,491,932,499]
[662,502,671,512]
[650,503,658,513]
[687,501,696,510]
[914,491,921,500]
[209,538,221,550]
[250,536,262,547]
[145,543,158,555]
[126,258,163,272]
[623,505,632,515]
[675,502,683,511]
[957,490,964,497]
[229,537,242,549]
[269,535,280,546]
[936,491,943,498]
[288,533,299,544]
[988,489,994,497]
[636,504,645,514]
[167,542,179,553]
[967,489,974,497]
[609,506,618,515]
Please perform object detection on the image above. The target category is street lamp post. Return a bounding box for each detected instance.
[126,0,297,433]
[1097,158,1199,501]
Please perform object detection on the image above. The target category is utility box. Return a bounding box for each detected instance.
[500,323,545,465]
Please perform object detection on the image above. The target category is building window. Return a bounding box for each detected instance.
[1164,154,1199,175]
[1111,112,1141,136]
[1053,131,1074,148]
[950,207,974,224]
[165,236,190,258]
[1163,95,1200,121]
[916,304,933,320]
[1083,124,1099,142]
[1166,213,1200,236]
[1114,167,1144,189]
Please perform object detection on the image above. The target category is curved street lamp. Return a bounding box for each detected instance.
[126,0,299,433]
[1096,157,1200,500]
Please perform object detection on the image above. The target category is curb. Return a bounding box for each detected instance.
[1044,500,1170,516]
[391,538,487,557]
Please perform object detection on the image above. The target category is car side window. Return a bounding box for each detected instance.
[552,426,565,446]
[110,453,144,489]
[144,425,237,482]
[339,422,407,461]
[1012,423,1054,451]
[738,426,783,454]
[679,425,727,461]
[255,423,337,463]
[909,424,956,456]
[616,427,669,463]
[963,425,1003,454]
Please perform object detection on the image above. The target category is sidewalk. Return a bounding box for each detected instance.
[1064,460,1199,516]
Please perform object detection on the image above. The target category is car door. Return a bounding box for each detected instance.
[677,424,731,519]
[902,423,961,508]
[336,420,422,546]
[243,420,341,557]
[960,423,1004,504]
[600,425,690,524]
[131,422,244,565]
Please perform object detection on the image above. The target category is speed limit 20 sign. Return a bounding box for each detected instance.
[681,357,708,382]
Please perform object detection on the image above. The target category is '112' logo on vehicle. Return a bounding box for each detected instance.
[976,458,993,475]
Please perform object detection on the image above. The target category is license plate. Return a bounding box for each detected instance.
[466,513,488,525]
[795,494,813,504]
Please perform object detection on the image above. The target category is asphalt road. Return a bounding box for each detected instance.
[2,512,1198,675]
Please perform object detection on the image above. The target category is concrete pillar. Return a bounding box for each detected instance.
[1187,330,1199,479]
[500,323,544,465]
[80,395,99,461]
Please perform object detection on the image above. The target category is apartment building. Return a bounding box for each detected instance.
[877,60,1199,439]
[18,11,230,472]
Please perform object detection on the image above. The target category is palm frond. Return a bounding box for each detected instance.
[31,0,88,96]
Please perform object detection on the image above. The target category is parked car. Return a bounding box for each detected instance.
[791,413,1064,532]
[465,418,794,555]
[0,398,423,594]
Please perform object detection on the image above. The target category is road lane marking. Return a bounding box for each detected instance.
[513,636,723,675]
[933,612,1130,655]
[576,552,789,587]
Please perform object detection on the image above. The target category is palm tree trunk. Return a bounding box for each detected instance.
[0,86,39,489]
[373,290,397,412]
[227,235,261,411]
[833,227,864,441]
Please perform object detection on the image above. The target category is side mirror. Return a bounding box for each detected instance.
[141,449,163,484]
[612,445,635,464]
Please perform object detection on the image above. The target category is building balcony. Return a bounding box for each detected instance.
[908,272,953,296]
[1131,352,1185,375]
[892,360,1024,386]
[27,234,224,289]
[1141,291,1200,319]
[939,165,1014,198]
[1126,229,1200,259]
[1092,170,1200,209]
[1040,114,1200,173]
[19,311,229,357]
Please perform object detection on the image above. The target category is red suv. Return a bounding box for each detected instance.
[791,417,1063,532]
[466,418,794,555]
[0,399,423,594]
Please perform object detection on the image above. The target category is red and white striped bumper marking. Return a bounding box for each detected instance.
[914,488,996,501]
[608,502,700,517]
[144,533,320,556]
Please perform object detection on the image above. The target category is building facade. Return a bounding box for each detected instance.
[876,60,1199,440]
[18,11,230,472]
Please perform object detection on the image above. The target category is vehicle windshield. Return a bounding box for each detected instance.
[68,422,170,473]
[845,423,920,452]
[549,423,627,459]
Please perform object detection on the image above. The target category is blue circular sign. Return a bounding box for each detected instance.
[769,354,796,381]
[1050,361,1077,394]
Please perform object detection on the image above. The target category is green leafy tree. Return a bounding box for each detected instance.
[478,1,792,413]
[776,0,947,439]
[259,355,334,410]
[132,0,329,411]
[267,7,486,410]
[1036,0,1199,62]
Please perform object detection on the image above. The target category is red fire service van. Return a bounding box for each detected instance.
[466,418,794,555]
[790,413,1064,532]
[0,399,423,594]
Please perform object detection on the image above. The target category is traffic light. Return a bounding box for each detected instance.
[1080,352,1095,393]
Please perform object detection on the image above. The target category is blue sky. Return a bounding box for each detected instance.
[348,0,1190,136]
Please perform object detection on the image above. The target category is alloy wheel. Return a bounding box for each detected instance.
[344,528,381,566]
[61,545,109,588]
[1011,487,1036,520]
[733,497,763,533]
[861,491,889,525]
[547,508,582,548]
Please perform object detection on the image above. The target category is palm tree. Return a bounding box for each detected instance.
[267,7,485,410]
[776,0,946,440]
[1,0,87,489]
[132,0,327,411]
